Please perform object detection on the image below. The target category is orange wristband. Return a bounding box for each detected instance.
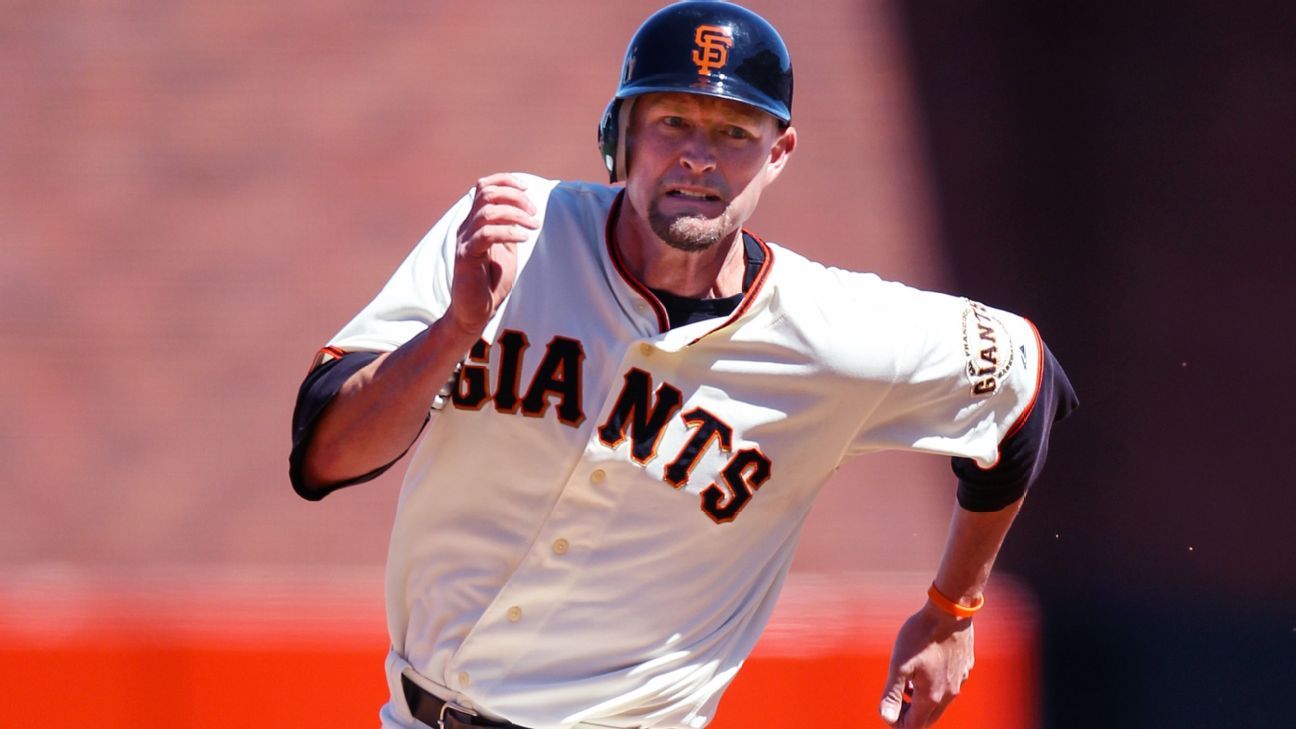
[927,583,985,618]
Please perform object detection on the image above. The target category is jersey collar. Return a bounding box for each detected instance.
[604,190,775,346]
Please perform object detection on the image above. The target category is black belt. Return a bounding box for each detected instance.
[401,674,530,729]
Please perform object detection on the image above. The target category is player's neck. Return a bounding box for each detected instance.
[614,201,745,300]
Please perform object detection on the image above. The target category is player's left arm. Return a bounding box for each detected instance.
[878,344,1077,728]
[878,500,1019,728]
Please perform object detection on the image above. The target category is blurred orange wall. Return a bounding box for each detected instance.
[0,573,1036,729]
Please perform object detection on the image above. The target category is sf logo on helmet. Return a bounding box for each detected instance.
[692,24,734,75]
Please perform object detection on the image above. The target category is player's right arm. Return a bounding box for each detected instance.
[293,174,540,495]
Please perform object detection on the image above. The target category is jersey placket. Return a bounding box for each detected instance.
[446,337,681,703]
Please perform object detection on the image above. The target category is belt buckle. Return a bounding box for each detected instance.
[438,697,480,729]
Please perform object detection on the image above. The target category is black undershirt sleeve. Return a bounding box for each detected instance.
[952,344,1078,511]
[289,351,426,501]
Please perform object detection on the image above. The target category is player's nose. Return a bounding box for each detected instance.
[677,133,718,173]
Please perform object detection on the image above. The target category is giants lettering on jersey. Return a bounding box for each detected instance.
[452,331,586,426]
[961,300,1015,397]
[449,330,771,524]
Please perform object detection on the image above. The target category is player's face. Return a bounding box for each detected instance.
[624,93,796,252]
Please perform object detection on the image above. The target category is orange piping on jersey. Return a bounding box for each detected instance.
[310,346,348,371]
[604,191,670,333]
[1004,319,1046,440]
[976,319,1046,471]
[685,229,774,346]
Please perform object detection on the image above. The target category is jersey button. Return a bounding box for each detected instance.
[590,469,606,484]
[638,342,653,356]
[457,671,471,688]
[552,538,570,555]
[506,606,523,623]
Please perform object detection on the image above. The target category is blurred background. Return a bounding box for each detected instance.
[2,1,1292,727]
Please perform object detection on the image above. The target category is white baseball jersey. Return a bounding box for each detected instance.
[325,174,1043,729]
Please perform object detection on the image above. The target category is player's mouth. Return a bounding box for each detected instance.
[667,189,721,201]
[662,185,727,208]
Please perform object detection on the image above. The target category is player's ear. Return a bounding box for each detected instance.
[764,125,797,183]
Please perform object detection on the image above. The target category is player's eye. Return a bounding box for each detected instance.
[723,125,752,140]
[660,116,685,128]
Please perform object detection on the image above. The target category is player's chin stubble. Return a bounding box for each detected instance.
[648,205,734,253]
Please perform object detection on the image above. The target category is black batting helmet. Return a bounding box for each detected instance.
[597,1,794,182]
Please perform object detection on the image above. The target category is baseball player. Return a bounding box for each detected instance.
[290,3,1076,728]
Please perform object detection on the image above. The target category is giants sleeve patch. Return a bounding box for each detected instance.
[961,300,1015,397]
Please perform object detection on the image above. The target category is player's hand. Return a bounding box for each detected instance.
[877,603,975,728]
[445,173,541,336]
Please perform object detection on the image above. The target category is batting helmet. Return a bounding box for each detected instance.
[597,1,794,182]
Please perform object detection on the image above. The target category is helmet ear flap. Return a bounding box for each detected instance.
[597,97,636,184]
[597,98,622,183]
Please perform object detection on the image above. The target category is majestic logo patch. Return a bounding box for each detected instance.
[692,24,734,75]
[961,300,1014,396]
